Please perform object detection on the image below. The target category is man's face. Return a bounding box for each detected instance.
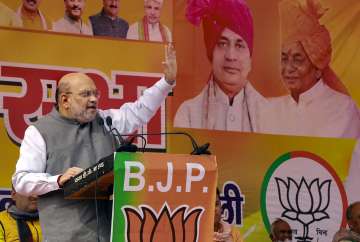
[144,0,162,24]
[272,221,292,242]
[22,0,41,12]
[103,0,119,18]
[64,0,85,20]
[212,28,251,95]
[65,77,99,123]
[12,191,38,213]
[281,41,319,96]
[349,203,360,234]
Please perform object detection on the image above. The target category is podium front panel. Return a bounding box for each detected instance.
[111,152,217,242]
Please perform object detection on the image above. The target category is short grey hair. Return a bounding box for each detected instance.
[55,79,71,108]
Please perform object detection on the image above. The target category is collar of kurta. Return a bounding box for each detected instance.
[100,8,119,21]
[16,5,48,29]
[64,13,83,25]
[139,16,168,42]
[210,77,248,106]
[295,79,326,105]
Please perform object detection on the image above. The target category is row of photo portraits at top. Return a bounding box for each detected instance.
[0,0,172,42]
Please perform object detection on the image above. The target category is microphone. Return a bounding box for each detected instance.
[168,132,210,155]
[191,142,211,155]
[105,116,138,152]
[97,116,105,134]
[123,131,211,155]
[98,116,210,154]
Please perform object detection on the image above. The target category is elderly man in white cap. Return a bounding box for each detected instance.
[126,0,172,42]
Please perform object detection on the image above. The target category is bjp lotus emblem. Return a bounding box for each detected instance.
[275,177,331,242]
[122,203,204,242]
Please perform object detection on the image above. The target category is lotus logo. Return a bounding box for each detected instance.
[276,177,331,242]
[122,204,204,242]
[261,151,347,242]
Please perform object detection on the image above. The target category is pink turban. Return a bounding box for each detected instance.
[186,0,254,60]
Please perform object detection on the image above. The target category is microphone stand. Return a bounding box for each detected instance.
[105,116,138,152]
[100,116,210,155]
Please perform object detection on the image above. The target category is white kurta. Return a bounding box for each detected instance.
[52,15,93,35]
[12,77,173,196]
[260,80,360,138]
[174,79,267,132]
[126,21,172,42]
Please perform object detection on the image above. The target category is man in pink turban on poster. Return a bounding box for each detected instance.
[261,0,360,138]
[174,0,266,132]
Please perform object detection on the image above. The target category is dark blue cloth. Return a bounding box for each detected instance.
[89,9,129,38]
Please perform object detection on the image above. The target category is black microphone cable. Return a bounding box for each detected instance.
[127,134,147,152]
[92,117,102,242]
[105,116,147,152]
[100,116,208,154]
[121,131,211,155]
[94,160,100,242]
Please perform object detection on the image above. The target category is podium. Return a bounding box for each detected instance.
[64,152,217,242]
[64,154,115,199]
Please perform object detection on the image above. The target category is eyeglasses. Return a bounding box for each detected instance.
[66,90,101,98]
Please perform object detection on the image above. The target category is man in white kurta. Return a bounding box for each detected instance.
[260,79,360,138]
[12,45,177,241]
[52,0,93,35]
[174,78,266,132]
[263,0,360,139]
[126,20,171,42]
[174,0,260,132]
[272,0,360,208]
[126,0,171,42]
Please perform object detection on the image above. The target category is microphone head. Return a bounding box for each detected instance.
[97,117,104,126]
[117,143,138,152]
[105,116,112,127]
[191,143,211,155]
[201,143,210,151]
